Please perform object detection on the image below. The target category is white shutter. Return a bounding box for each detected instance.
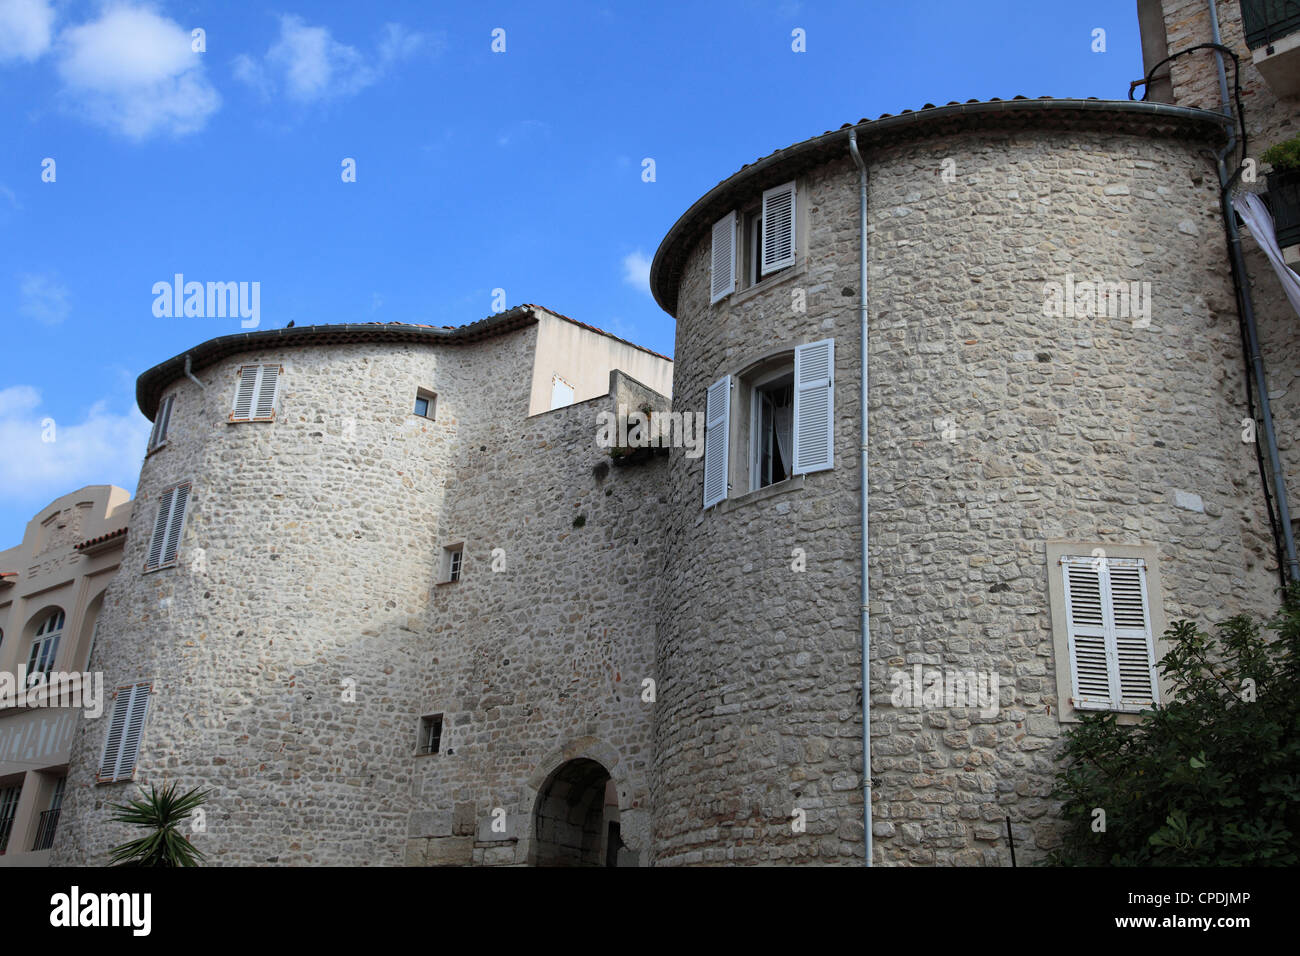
[761,181,796,274]
[231,365,258,421]
[161,482,190,566]
[1062,557,1159,712]
[115,683,151,780]
[146,487,176,570]
[1109,561,1159,710]
[702,376,731,508]
[710,212,737,304]
[1063,561,1113,710]
[792,338,834,474]
[253,365,280,420]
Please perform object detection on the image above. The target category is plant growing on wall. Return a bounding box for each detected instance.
[1048,587,1300,866]
[1261,135,1300,172]
[108,782,210,866]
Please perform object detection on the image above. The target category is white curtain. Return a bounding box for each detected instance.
[773,401,793,473]
[1233,192,1300,319]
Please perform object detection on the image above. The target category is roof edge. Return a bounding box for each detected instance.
[649,98,1231,316]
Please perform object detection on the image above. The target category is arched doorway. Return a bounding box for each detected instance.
[529,758,623,866]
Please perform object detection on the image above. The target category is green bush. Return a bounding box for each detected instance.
[1048,586,1300,866]
[1261,136,1300,172]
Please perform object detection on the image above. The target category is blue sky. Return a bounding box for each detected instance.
[0,0,1145,544]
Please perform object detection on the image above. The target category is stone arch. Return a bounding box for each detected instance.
[520,737,647,867]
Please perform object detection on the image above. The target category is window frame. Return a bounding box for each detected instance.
[229,363,282,424]
[1046,540,1167,723]
[416,713,444,756]
[27,610,65,679]
[413,389,436,420]
[438,543,465,585]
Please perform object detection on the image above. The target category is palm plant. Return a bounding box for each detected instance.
[107,782,210,867]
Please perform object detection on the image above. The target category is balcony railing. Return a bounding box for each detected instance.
[30,809,60,852]
[1242,0,1300,48]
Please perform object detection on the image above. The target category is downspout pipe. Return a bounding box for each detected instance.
[848,128,872,866]
[1207,0,1300,582]
[183,355,206,391]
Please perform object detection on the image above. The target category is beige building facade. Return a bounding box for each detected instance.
[0,486,129,866]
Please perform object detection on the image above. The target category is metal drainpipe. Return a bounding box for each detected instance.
[1207,0,1300,582]
[848,128,872,866]
[183,355,206,391]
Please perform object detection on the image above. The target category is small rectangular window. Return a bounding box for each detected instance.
[439,544,464,584]
[414,389,436,419]
[148,394,175,453]
[417,714,444,755]
[98,682,152,783]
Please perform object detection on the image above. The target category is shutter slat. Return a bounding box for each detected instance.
[703,376,731,508]
[711,212,737,303]
[792,339,834,474]
[761,181,796,274]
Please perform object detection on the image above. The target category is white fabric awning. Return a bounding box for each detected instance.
[1233,191,1300,320]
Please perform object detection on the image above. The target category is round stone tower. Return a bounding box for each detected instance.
[649,99,1278,865]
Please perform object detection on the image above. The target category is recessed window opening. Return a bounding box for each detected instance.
[414,389,436,419]
[418,714,444,755]
[753,373,794,489]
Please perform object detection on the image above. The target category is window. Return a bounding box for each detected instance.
[414,389,436,419]
[144,482,191,572]
[147,394,175,453]
[98,682,152,783]
[229,364,281,422]
[711,181,798,304]
[702,339,834,509]
[0,784,19,854]
[27,610,64,678]
[439,544,464,584]
[750,369,793,490]
[31,776,64,851]
[1047,542,1164,719]
[417,714,444,755]
[550,375,575,410]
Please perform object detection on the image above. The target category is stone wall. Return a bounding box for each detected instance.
[52,327,663,866]
[1156,0,1300,528]
[653,120,1280,865]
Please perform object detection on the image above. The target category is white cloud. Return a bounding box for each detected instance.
[0,0,55,63]
[0,385,150,505]
[236,16,428,103]
[55,4,220,139]
[622,251,652,296]
[19,273,71,324]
